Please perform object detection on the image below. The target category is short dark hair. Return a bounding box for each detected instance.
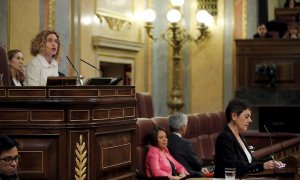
[225,99,251,123]
[0,135,19,155]
[149,126,167,146]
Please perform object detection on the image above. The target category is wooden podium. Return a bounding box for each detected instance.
[0,85,136,180]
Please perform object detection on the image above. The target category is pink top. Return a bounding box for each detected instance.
[145,146,189,177]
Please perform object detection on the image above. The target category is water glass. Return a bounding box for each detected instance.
[225,167,236,180]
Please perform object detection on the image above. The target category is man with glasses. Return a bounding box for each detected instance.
[0,135,19,180]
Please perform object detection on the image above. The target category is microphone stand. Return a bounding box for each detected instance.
[66,56,83,85]
[80,58,103,77]
[264,125,276,174]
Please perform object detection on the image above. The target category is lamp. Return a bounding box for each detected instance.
[143,0,213,113]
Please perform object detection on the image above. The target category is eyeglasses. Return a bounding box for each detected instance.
[0,155,19,165]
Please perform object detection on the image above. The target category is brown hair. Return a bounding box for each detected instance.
[7,49,22,61]
[7,49,25,83]
[30,30,61,59]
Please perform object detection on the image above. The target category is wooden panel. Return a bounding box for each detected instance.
[93,109,109,120]
[14,135,60,180]
[235,39,300,88]
[99,89,117,96]
[0,89,6,97]
[19,151,44,172]
[49,88,99,97]
[0,86,136,180]
[69,110,89,121]
[96,132,134,179]
[0,110,28,121]
[118,89,133,96]
[31,110,64,121]
[110,108,124,119]
[124,107,135,117]
[69,131,90,180]
[8,89,46,97]
[275,8,300,23]
[102,143,131,169]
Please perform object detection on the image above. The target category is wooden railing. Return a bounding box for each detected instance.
[0,85,137,180]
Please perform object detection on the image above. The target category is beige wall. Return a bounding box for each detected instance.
[5,0,227,114]
[78,0,149,92]
[79,0,226,113]
[189,1,225,113]
[7,0,39,64]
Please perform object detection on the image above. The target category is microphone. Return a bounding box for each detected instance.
[66,56,82,85]
[80,58,103,77]
[264,125,275,161]
[267,126,287,164]
[264,124,276,174]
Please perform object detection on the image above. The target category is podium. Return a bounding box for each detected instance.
[0,85,136,180]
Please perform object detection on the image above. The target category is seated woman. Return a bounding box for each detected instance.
[146,126,189,180]
[284,0,300,8]
[214,99,285,178]
[7,49,25,86]
[283,23,299,39]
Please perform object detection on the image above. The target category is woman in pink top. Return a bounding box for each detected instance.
[145,126,189,180]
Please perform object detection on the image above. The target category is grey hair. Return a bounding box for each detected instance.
[169,112,188,132]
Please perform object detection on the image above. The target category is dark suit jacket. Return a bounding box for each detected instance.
[214,125,265,178]
[0,173,19,180]
[10,77,23,86]
[167,133,203,177]
[253,33,273,38]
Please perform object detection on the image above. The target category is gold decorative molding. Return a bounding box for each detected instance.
[197,0,218,18]
[243,0,247,38]
[75,135,87,180]
[48,0,55,30]
[95,0,134,31]
[96,13,131,31]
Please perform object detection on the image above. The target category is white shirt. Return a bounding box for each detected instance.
[244,147,252,163]
[25,54,58,86]
[12,77,22,86]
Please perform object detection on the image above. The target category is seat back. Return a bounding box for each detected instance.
[207,111,227,155]
[194,113,215,161]
[136,118,155,177]
[151,116,170,135]
[0,46,11,86]
[136,92,154,118]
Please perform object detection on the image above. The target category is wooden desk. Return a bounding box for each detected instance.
[0,86,136,180]
[275,8,300,24]
[243,167,296,180]
[235,39,300,89]
[187,167,299,180]
[235,39,300,133]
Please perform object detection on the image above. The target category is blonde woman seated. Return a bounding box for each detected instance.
[146,126,189,180]
[7,49,25,86]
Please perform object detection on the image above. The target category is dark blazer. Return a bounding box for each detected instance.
[167,133,203,177]
[214,125,265,178]
[0,173,19,180]
[10,77,23,86]
[253,33,273,39]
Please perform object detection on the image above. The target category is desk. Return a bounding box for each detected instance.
[188,167,298,180]
[0,86,136,180]
[275,8,300,24]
